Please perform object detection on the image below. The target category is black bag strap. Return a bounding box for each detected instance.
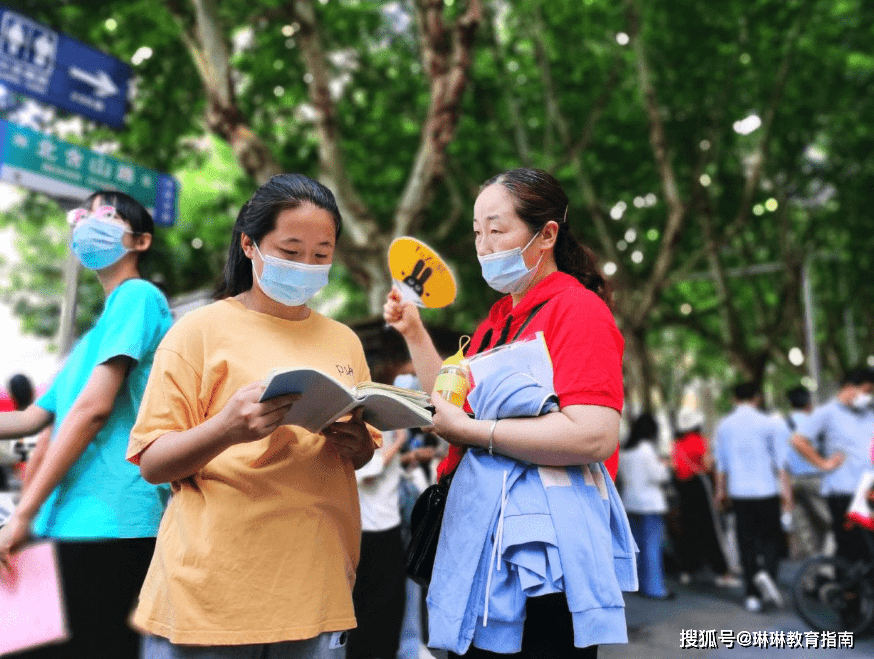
[472,299,550,355]
[508,299,549,343]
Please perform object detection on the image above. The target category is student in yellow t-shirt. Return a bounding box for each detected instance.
[127,173,378,658]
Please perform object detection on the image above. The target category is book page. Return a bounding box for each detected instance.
[261,368,357,433]
[353,382,431,405]
[355,391,434,431]
[0,541,69,655]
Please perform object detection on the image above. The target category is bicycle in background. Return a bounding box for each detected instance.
[792,474,874,635]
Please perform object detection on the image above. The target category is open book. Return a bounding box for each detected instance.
[259,367,433,433]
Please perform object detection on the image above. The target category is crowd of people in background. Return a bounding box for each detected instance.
[615,367,874,619]
[0,171,872,658]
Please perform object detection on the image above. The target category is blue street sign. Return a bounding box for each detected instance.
[0,5,131,128]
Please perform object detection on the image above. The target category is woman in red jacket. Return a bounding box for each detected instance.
[385,168,627,658]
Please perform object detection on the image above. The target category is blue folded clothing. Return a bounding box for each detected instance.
[467,367,558,420]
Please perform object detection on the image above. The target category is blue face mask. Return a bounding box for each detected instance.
[71,217,131,270]
[477,231,542,294]
[252,242,331,307]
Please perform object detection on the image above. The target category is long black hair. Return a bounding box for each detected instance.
[215,173,343,299]
[624,412,658,450]
[482,168,613,308]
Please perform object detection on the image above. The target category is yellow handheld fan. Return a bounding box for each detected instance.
[388,237,457,308]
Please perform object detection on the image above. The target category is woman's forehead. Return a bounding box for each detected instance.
[265,204,336,244]
[474,185,517,223]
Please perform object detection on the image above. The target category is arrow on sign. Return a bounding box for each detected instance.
[68,66,119,98]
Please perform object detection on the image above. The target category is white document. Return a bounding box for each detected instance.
[465,331,554,390]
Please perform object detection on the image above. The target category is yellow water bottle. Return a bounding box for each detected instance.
[434,337,471,407]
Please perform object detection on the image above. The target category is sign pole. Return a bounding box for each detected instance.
[54,197,81,356]
[57,233,79,356]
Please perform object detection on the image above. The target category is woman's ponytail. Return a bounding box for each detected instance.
[555,227,614,309]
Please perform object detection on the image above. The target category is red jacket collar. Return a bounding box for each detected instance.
[484,271,580,330]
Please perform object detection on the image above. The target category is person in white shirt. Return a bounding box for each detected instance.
[348,428,408,659]
[619,413,673,600]
[714,382,792,612]
[790,367,874,565]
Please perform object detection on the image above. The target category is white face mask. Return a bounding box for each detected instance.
[477,231,542,294]
[252,242,331,307]
[853,392,873,410]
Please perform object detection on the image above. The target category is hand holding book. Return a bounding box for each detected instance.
[259,367,433,433]
[323,407,367,452]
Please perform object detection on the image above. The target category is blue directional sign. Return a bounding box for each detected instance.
[0,5,131,128]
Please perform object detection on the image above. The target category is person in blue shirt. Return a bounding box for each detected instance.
[790,367,874,565]
[0,190,172,658]
[780,385,831,559]
[714,382,792,613]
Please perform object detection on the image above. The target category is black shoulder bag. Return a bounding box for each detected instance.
[405,300,549,586]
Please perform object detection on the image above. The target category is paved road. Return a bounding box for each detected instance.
[422,562,873,659]
[602,565,874,659]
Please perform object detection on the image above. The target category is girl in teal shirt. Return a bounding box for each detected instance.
[0,191,172,658]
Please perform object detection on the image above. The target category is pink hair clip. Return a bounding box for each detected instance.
[95,205,118,221]
[66,208,89,226]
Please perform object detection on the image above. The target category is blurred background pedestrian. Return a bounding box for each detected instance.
[0,374,34,492]
[347,426,408,659]
[714,382,792,613]
[790,366,874,565]
[619,412,673,600]
[779,385,832,560]
[671,408,734,588]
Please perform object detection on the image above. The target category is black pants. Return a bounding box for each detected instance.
[674,475,728,575]
[347,525,406,659]
[827,494,870,564]
[732,496,782,598]
[8,537,156,659]
[448,593,598,659]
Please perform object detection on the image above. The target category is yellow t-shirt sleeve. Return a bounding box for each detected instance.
[127,346,203,465]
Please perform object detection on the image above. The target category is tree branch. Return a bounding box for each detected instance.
[665,5,810,288]
[625,0,687,326]
[548,59,623,173]
[179,0,283,184]
[485,4,532,165]
[291,0,380,246]
[529,10,622,276]
[432,160,467,241]
[394,0,482,238]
